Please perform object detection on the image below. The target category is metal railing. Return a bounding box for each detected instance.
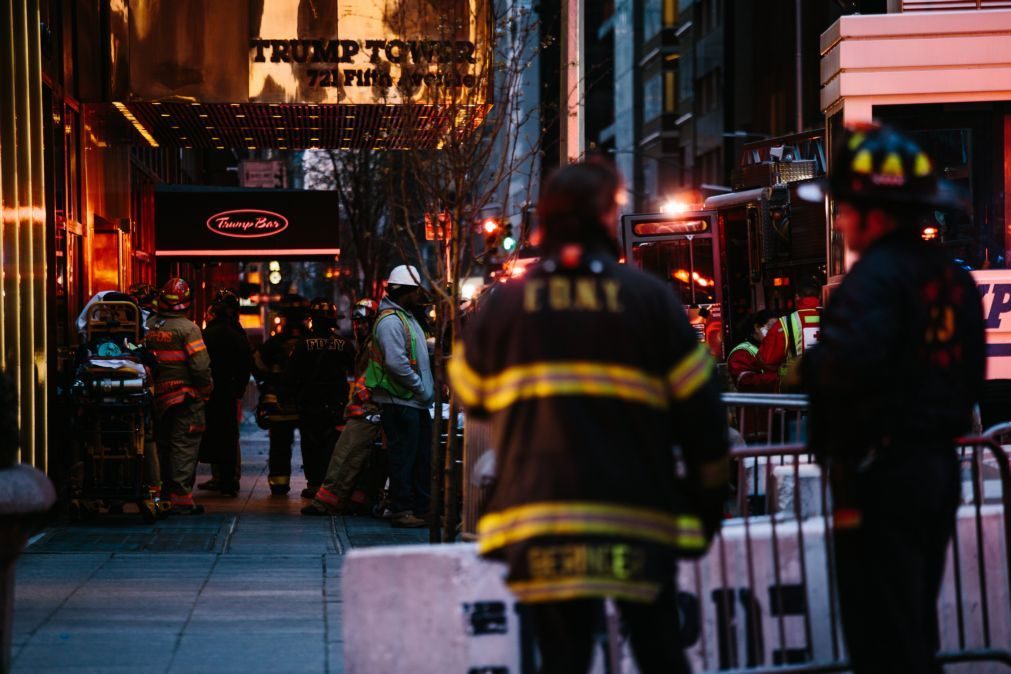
[688,431,1011,672]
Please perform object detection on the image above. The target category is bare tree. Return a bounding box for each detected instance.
[303,148,398,299]
[379,0,548,542]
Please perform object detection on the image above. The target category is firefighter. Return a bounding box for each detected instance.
[727,310,779,393]
[253,294,310,495]
[449,160,728,673]
[289,297,356,499]
[800,125,985,674]
[758,282,822,389]
[144,278,213,515]
[197,289,252,497]
[302,298,382,516]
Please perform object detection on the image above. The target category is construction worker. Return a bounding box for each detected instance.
[302,298,382,516]
[758,282,822,389]
[800,125,985,673]
[727,310,779,393]
[253,294,309,495]
[197,289,252,497]
[449,160,728,673]
[144,278,213,515]
[366,265,434,528]
[290,297,356,499]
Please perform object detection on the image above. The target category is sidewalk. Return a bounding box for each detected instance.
[11,426,428,674]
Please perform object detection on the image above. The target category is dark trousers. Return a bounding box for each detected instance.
[268,420,297,485]
[832,452,960,674]
[526,583,689,674]
[299,410,340,487]
[381,404,432,516]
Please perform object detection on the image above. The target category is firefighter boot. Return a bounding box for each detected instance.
[268,475,290,496]
[169,492,205,516]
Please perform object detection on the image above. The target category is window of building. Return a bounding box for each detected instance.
[700,0,721,33]
[645,0,662,38]
[644,73,663,122]
[699,69,720,113]
[700,148,722,186]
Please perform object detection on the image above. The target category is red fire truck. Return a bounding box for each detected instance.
[621,131,828,359]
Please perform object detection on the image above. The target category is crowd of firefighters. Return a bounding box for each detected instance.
[108,263,436,528]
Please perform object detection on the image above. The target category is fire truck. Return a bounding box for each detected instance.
[621,131,828,359]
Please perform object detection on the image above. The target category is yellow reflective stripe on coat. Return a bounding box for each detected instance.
[449,344,668,412]
[668,344,714,400]
[509,577,660,603]
[477,501,707,553]
[447,344,484,407]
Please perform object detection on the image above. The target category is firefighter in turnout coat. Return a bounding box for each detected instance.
[801,125,986,673]
[145,278,213,514]
[450,161,728,673]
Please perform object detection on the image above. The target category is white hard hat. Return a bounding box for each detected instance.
[387,265,422,287]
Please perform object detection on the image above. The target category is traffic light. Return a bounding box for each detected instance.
[502,223,517,253]
[480,216,502,250]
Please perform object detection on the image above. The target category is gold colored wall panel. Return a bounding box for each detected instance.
[0,0,49,469]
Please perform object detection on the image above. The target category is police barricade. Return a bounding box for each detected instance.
[345,432,1011,672]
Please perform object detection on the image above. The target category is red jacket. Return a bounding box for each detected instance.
[727,341,779,392]
[758,298,821,373]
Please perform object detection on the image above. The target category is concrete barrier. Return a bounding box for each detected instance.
[342,505,1010,673]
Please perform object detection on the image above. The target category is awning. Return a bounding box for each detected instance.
[155,186,339,258]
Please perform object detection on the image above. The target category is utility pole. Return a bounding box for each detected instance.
[795,0,804,132]
[560,0,584,164]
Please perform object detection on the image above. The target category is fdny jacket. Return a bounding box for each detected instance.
[145,311,213,414]
[802,228,985,462]
[758,297,821,379]
[289,327,356,417]
[253,329,302,421]
[449,247,728,604]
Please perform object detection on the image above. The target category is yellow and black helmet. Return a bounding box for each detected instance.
[826,124,964,211]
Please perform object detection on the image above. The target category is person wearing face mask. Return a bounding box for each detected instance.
[727,310,780,393]
[364,265,434,528]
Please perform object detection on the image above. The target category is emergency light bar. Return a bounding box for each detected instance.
[632,219,710,236]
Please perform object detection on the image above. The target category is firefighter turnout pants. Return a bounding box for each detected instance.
[832,451,960,674]
[268,420,298,490]
[156,397,205,498]
[312,417,381,512]
[299,410,341,488]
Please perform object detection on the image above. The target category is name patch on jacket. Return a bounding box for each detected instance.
[524,277,623,313]
[527,543,647,581]
[305,336,348,351]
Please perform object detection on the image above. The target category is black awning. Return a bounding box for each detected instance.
[155,186,339,258]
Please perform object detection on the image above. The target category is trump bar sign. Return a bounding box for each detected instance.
[155,187,339,258]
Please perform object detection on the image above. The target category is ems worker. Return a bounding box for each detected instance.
[449,160,728,673]
[366,266,434,529]
[758,282,822,389]
[254,294,309,495]
[290,297,356,499]
[801,125,985,673]
[302,298,383,516]
[727,310,779,393]
[145,278,213,515]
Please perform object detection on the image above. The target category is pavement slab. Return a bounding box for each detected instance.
[12,426,431,674]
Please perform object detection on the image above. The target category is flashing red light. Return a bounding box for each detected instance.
[922,226,939,241]
[773,277,791,287]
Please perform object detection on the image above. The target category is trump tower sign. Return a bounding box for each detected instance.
[154,187,339,258]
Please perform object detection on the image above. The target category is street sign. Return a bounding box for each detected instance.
[240,160,287,189]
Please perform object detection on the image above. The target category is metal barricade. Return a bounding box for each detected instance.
[690,434,1011,673]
